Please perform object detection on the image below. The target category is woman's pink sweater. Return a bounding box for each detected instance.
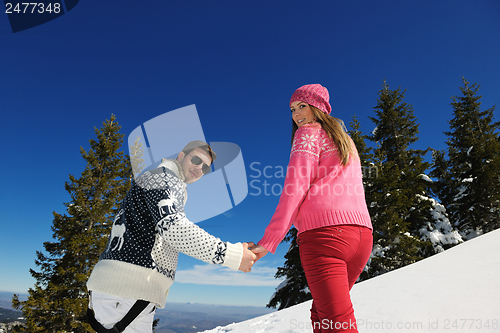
[258,123,372,253]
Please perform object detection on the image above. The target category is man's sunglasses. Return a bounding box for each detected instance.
[190,155,211,174]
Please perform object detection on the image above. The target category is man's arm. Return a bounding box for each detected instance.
[138,168,255,271]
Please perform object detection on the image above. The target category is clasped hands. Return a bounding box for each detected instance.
[238,242,269,273]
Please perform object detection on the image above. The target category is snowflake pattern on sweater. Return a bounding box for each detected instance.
[99,165,228,280]
[291,124,337,162]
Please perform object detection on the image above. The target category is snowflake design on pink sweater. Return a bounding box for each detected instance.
[291,126,338,161]
[299,133,317,150]
[318,135,331,152]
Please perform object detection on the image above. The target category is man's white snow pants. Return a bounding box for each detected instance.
[89,291,157,333]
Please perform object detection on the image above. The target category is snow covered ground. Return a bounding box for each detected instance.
[200,228,500,333]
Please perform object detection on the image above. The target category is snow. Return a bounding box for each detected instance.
[199,228,500,333]
[416,195,463,252]
[462,228,485,241]
[453,179,473,202]
[419,174,433,183]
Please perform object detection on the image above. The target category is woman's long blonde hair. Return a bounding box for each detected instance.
[291,105,355,166]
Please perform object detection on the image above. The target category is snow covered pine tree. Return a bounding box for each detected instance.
[431,78,500,239]
[365,81,461,278]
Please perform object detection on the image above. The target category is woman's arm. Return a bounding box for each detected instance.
[257,124,322,253]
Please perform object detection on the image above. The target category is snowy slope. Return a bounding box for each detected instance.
[200,228,500,333]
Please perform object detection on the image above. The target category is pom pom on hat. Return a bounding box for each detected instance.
[290,84,331,115]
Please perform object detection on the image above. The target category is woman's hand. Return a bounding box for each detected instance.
[247,242,269,262]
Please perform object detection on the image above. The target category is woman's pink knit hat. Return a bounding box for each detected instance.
[289,83,332,115]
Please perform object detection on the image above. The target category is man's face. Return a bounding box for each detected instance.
[178,148,212,184]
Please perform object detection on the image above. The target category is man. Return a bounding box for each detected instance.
[87,140,256,333]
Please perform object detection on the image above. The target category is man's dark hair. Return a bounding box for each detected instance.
[181,141,216,163]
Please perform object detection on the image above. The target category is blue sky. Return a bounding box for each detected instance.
[1,1,499,307]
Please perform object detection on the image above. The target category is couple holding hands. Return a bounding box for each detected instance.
[87,84,373,333]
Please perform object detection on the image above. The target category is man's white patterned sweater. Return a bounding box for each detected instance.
[87,160,243,308]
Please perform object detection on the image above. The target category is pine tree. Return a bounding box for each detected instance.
[266,228,311,310]
[348,114,376,205]
[12,115,132,333]
[431,78,500,238]
[429,149,450,198]
[349,115,374,172]
[365,81,436,277]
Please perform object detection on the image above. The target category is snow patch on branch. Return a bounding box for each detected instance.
[419,174,433,182]
[416,194,463,252]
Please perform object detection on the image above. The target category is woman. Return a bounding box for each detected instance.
[251,84,373,333]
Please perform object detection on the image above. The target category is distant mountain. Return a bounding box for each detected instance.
[0,292,274,333]
[154,303,275,333]
[159,302,274,316]
[0,307,24,323]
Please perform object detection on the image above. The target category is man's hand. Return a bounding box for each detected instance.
[239,242,258,273]
[247,242,269,263]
